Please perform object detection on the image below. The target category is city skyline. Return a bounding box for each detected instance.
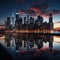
[0,13,54,34]
[0,11,60,29]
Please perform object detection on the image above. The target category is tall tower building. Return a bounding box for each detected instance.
[7,17,11,25]
[5,17,12,29]
[12,13,15,27]
[49,13,53,30]
[27,14,30,24]
[28,17,34,30]
[49,13,53,23]
[24,17,27,24]
[16,13,19,20]
[15,17,22,30]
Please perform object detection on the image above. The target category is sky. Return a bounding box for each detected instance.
[0,0,60,25]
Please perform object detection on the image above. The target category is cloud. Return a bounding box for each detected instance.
[19,10,36,16]
[18,3,48,17]
[16,0,60,17]
[29,3,48,16]
[49,10,60,15]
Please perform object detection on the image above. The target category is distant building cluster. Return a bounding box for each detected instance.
[5,12,53,33]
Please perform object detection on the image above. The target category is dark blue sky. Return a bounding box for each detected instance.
[0,0,60,24]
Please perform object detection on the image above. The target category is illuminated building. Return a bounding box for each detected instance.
[12,13,15,27]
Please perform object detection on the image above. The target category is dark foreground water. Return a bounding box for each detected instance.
[0,33,60,60]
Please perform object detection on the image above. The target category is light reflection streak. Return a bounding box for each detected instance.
[54,36,60,42]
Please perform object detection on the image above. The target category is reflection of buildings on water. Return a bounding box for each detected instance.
[14,33,35,50]
[14,34,22,50]
[49,36,53,51]
[34,34,53,49]
[5,34,53,51]
[5,34,15,47]
[5,34,12,47]
[0,35,5,44]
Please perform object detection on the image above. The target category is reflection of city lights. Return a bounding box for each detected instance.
[0,25,5,29]
[12,29,51,33]
[0,35,5,40]
[54,36,60,42]
[54,23,60,29]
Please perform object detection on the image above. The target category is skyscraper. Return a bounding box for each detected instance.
[49,13,53,30]
[49,13,53,23]
[15,17,22,30]
[28,17,34,30]
[7,17,11,25]
[16,13,19,20]
[24,17,27,24]
[5,17,11,29]
[12,13,15,27]
[27,14,30,24]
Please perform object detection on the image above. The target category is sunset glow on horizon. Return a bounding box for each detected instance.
[54,22,60,29]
